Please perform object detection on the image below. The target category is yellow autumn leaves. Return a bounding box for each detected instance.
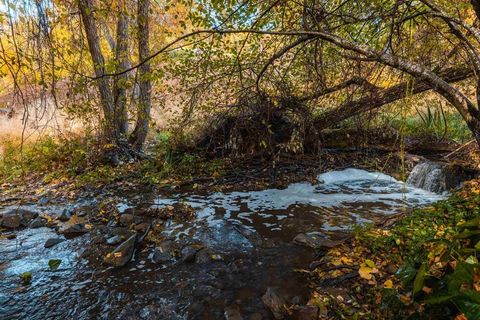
[358,259,379,281]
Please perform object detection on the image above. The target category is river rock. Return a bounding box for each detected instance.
[134,222,149,233]
[119,213,134,226]
[17,209,38,223]
[1,214,21,229]
[158,240,175,253]
[45,238,65,248]
[58,208,72,222]
[151,248,171,263]
[224,305,243,320]
[104,234,136,267]
[181,245,199,263]
[28,217,47,228]
[106,235,123,245]
[37,197,49,205]
[262,287,287,319]
[1,209,38,229]
[291,306,318,320]
[293,233,343,249]
[61,224,89,239]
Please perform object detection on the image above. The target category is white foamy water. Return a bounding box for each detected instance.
[154,169,445,236]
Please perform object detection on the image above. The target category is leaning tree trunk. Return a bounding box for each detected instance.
[78,0,119,161]
[130,0,152,152]
[113,1,130,139]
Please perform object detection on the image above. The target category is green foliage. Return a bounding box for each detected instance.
[390,109,471,143]
[357,184,480,318]
[19,272,32,286]
[0,134,107,182]
[48,259,62,271]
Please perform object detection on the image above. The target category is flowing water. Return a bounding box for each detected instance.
[0,169,446,319]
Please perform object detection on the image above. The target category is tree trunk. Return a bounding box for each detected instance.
[314,67,472,130]
[78,0,116,143]
[113,1,130,139]
[130,0,152,151]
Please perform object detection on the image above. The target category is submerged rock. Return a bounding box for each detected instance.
[262,287,287,319]
[45,238,65,248]
[293,233,343,249]
[104,234,136,267]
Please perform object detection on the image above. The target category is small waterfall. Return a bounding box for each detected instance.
[407,161,456,193]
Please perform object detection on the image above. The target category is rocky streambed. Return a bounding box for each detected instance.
[0,168,447,319]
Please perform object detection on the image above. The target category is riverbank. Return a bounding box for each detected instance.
[1,140,479,319]
[304,180,480,320]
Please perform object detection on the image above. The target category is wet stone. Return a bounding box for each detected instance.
[110,227,134,239]
[224,305,243,320]
[6,233,16,240]
[181,245,199,263]
[262,287,287,320]
[386,264,398,274]
[249,313,263,320]
[195,248,214,264]
[158,240,175,253]
[37,197,49,205]
[104,234,136,267]
[119,214,134,226]
[58,208,72,221]
[1,214,21,229]
[293,233,343,249]
[134,222,149,233]
[45,237,65,248]
[106,235,123,245]
[17,209,38,223]
[150,248,171,263]
[61,224,89,239]
[291,306,319,320]
[28,216,47,228]
[92,235,105,244]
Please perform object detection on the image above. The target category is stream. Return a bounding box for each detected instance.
[0,168,446,319]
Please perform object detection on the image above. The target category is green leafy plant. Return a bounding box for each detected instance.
[48,259,62,271]
[19,272,32,285]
